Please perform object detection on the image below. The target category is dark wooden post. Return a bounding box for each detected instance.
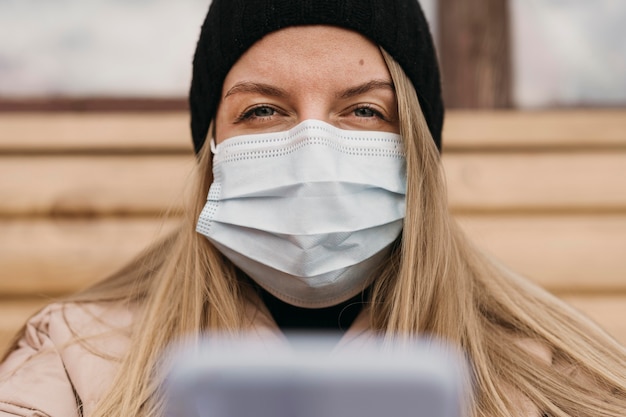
[437,0,513,108]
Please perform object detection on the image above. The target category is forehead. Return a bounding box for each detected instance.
[221,25,391,92]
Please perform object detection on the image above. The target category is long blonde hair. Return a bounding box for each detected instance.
[7,49,626,417]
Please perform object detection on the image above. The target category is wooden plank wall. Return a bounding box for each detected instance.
[1,110,625,352]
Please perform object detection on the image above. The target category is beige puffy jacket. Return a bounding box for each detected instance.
[0,300,548,417]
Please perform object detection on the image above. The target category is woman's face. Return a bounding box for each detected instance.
[214,25,399,144]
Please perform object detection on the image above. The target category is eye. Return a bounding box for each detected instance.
[238,105,277,121]
[353,106,378,118]
[251,106,276,118]
[339,102,397,131]
[350,104,389,121]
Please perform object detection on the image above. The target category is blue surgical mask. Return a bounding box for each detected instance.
[197,120,406,308]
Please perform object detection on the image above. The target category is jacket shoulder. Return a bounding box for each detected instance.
[0,302,135,417]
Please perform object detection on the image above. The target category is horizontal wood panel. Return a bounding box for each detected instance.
[0,216,624,296]
[1,152,625,216]
[0,155,193,216]
[442,110,626,149]
[1,294,623,354]
[445,152,626,212]
[0,219,179,296]
[0,113,194,153]
[457,215,626,292]
[1,111,625,153]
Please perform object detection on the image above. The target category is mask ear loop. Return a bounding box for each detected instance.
[207,119,218,155]
[209,138,218,154]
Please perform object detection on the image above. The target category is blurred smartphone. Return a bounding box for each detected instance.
[164,335,468,417]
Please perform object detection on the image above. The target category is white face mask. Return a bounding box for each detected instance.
[197,120,406,308]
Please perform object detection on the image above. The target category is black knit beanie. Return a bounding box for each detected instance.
[189,0,444,154]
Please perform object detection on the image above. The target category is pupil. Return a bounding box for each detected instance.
[255,107,273,117]
[356,108,373,117]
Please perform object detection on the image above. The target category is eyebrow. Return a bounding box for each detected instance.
[337,80,395,99]
[224,82,288,99]
[223,79,395,100]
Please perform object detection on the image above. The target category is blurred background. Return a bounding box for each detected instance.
[0,0,625,351]
[1,0,625,107]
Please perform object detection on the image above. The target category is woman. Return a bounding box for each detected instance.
[1,0,625,416]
